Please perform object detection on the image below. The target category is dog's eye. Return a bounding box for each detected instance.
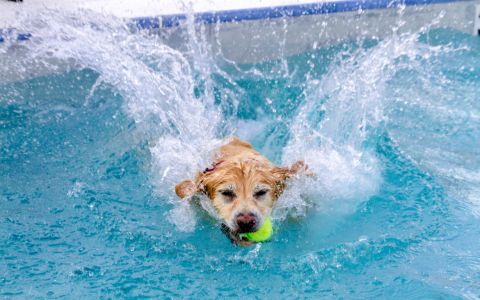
[254,189,268,198]
[220,190,235,198]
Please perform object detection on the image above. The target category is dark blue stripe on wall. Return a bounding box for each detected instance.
[133,0,467,29]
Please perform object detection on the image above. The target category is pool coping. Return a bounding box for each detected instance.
[0,0,471,42]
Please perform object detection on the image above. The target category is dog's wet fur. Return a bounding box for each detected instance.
[175,137,309,247]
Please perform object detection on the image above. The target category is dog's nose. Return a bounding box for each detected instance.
[236,212,257,233]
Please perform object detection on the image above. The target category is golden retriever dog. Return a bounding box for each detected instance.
[174,137,309,246]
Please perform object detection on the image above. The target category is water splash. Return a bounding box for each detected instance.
[2,8,479,232]
[276,30,470,219]
[383,32,480,216]
[0,10,224,230]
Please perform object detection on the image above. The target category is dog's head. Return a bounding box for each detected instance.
[175,160,307,234]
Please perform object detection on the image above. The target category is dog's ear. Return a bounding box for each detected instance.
[175,180,197,199]
[271,160,312,197]
[271,160,311,182]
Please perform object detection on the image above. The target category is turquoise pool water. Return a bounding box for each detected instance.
[1,12,480,299]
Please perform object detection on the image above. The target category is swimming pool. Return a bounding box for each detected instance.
[1,7,480,299]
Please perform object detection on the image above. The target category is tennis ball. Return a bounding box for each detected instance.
[239,217,272,242]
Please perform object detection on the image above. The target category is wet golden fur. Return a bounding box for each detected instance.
[175,137,308,246]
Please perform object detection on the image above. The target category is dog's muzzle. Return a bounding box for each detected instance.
[235,212,258,233]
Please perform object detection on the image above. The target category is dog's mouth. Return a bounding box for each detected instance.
[236,225,259,234]
[220,220,264,242]
[220,223,251,243]
[221,220,260,234]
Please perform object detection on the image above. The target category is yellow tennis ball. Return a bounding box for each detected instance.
[239,217,273,242]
